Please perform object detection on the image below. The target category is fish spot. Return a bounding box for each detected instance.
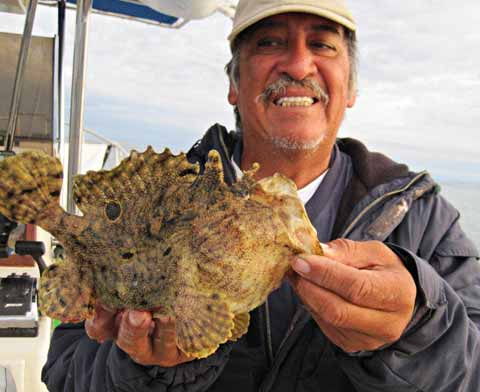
[179,168,198,177]
[122,252,134,260]
[105,201,122,221]
[163,247,172,256]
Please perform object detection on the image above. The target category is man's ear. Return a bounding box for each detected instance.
[228,80,238,106]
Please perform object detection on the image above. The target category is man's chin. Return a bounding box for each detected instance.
[268,134,326,151]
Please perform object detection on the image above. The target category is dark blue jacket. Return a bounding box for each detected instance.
[42,125,480,391]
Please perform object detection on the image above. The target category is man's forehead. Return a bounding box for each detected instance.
[250,13,342,34]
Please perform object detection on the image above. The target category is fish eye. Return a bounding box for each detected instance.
[105,201,122,221]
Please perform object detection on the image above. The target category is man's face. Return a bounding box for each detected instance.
[229,13,356,150]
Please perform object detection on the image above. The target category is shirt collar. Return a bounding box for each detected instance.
[230,157,328,205]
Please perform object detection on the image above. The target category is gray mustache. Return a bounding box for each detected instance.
[257,74,329,106]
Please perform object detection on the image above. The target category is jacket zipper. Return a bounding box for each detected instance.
[340,171,428,238]
[264,299,274,365]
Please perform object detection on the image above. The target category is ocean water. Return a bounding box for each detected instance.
[440,183,480,251]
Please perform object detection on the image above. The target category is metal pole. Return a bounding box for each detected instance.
[66,0,93,213]
[57,0,66,162]
[5,0,39,152]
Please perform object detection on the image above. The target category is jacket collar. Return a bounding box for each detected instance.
[187,124,437,238]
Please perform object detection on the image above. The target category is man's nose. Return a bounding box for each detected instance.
[276,41,317,82]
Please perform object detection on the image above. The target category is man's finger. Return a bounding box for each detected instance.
[152,316,178,359]
[116,310,153,363]
[151,316,194,366]
[290,255,413,311]
[291,276,409,341]
[314,317,387,353]
[85,305,117,342]
[321,239,396,269]
[319,239,372,268]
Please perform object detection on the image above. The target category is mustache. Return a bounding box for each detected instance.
[256,74,329,106]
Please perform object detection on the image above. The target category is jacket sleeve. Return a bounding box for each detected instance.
[335,194,480,391]
[41,323,232,392]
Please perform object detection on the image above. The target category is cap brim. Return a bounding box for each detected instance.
[228,4,356,43]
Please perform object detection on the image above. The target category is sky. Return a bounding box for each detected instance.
[1,0,480,183]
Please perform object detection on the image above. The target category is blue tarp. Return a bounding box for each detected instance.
[66,0,178,25]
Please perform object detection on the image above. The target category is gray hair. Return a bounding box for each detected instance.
[225,28,358,129]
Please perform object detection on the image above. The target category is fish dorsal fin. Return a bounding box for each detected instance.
[72,147,199,218]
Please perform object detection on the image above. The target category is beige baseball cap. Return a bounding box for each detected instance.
[228,0,356,43]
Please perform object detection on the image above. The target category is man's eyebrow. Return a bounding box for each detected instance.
[249,20,341,35]
[252,19,286,31]
[312,24,341,35]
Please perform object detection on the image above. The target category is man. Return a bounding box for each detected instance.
[42,0,480,391]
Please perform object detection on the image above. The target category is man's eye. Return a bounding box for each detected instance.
[257,38,284,48]
[310,41,336,51]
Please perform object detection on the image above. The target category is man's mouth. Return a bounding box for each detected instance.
[274,96,317,107]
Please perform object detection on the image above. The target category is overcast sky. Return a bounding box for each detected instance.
[1,0,479,183]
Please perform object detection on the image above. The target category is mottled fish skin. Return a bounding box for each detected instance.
[0,148,321,359]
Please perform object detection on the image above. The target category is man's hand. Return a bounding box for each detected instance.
[85,305,121,343]
[116,311,195,367]
[288,239,416,353]
[85,306,194,367]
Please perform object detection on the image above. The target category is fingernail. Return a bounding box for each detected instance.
[291,257,310,274]
[128,310,146,327]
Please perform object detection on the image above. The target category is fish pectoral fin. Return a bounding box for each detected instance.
[175,288,234,359]
[39,260,95,322]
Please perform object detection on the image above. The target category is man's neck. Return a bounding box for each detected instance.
[240,136,334,189]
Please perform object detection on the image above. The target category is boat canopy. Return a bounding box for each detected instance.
[1,0,234,23]
[66,0,179,25]
[1,0,234,213]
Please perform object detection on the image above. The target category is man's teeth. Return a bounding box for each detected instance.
[275,97,315,107]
